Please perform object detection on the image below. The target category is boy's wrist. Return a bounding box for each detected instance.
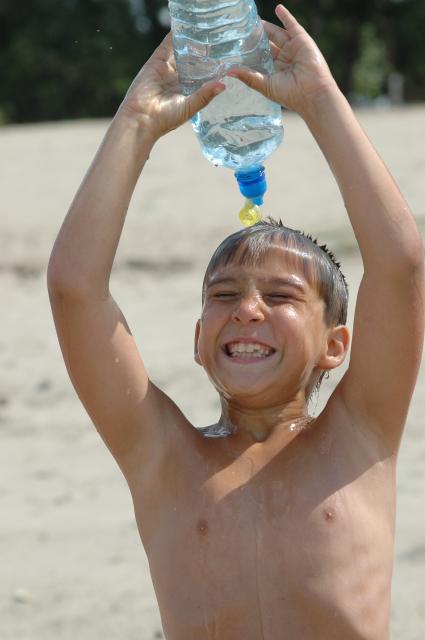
[113,102,160,150]
[296,82,346,126]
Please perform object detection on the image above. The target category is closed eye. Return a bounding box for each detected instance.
[211,291,238,299]
[266,293,292,301]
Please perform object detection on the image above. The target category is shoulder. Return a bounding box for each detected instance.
[124,397,202,487]
[319,387,399,460]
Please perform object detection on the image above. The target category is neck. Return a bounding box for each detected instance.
[218,395,312,444]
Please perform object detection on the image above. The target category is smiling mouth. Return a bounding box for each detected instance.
[224,341,276,359]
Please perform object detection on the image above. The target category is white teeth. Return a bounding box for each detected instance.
[227,342,272,357]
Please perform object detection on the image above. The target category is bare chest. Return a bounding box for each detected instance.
[134,434,395,639]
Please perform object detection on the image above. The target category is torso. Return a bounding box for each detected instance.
[128,402,396,640]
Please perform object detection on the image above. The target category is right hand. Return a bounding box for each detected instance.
[118,33,225,141]
[228,4,338,115]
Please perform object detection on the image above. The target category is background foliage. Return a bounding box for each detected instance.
[1,0,424,123]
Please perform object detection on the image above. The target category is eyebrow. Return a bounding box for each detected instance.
[206,275,307,291]
[206,276,238,288]
[266,277,306,291]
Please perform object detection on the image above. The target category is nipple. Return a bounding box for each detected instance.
[238,199,262,227]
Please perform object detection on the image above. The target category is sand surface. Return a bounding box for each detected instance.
[1,106,424,639]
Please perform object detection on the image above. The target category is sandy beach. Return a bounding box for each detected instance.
[1,105,424,639]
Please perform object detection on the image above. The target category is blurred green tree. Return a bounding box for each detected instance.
[0,0,150,122]
[0,0,424,123]
[352,23,390,99]
[388,0,425,101]
[130,0,397,97]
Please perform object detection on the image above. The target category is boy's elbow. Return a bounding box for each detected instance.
[47,249,63,293]
[392,235,425,299]
[403,228,424,273]
[47,250,99,301]
[390,224,424,276]
[47,248,72,295]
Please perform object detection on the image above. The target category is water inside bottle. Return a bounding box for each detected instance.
[169,0,283,186]
[170,0,258,49]
[192,75,283,169]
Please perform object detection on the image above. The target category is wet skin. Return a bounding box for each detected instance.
[47,6,424,635]
[127,249,395,639]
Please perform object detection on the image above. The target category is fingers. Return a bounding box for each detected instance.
[155,32,175,64]
[269,40,282,61]
[156,32,172,52]
[262,19,289,49]
[227,68,272,101]
[185,81,226,119]
[261,5,306,55]
[275,4,305,36]
[162,32,172,44]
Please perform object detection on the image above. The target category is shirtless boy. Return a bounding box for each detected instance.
[47,5,424,639]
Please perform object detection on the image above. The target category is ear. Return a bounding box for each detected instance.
[319,325,350,372]
[194,319,203,366]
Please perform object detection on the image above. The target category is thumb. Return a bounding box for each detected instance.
[227,67,273,100]
[185,81,226,119]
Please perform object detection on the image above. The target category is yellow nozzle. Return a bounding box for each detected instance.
[238,200,262,227]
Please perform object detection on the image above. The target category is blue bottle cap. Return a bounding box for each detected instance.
[235,166,267,206]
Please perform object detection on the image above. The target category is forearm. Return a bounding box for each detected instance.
[301,87,423,272]
[48,111,156,297]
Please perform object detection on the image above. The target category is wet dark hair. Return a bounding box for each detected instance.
[202,217,348,327]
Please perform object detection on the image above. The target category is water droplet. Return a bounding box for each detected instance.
[199,422,233,438]
[288,416,314,433]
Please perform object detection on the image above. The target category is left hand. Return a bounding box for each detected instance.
[228,4,338,115]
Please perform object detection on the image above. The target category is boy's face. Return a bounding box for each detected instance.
[195,244,346,408]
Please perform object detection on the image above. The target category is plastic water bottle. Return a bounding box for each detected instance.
[168,0,283,224]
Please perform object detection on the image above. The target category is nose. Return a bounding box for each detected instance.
[231,295,265,324]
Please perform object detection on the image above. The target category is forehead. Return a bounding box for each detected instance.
[206,243,316,288]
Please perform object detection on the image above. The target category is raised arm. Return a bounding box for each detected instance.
[47,34,225,476]
[230,5,424,450]
[302,79,424,449]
